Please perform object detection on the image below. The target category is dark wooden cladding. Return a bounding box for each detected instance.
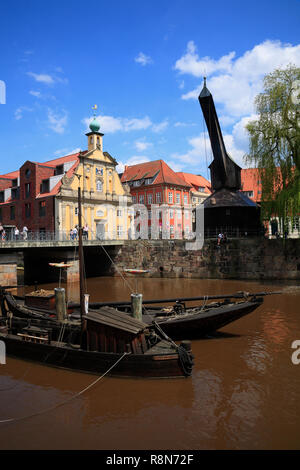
[86,307,147,334]
[86,316,149,355]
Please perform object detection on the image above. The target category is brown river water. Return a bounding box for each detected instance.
[0,276,300,450]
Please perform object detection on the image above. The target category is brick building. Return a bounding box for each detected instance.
[0,153,80,238]
[120,160,193,238]
[241,168,299,238]
[0,116,132,240]
[176,172,211,205]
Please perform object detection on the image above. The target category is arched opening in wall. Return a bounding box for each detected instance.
[23,249,70,284]
[83,246,116,277]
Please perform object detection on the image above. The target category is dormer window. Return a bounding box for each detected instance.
[55,164,64,175]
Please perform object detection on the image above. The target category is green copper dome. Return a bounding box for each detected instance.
[89,117,100,133]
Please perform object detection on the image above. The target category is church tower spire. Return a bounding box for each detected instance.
[86,105,104,152]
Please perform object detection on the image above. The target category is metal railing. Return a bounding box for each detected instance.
[0,230,127,242]
[0,227,280,243]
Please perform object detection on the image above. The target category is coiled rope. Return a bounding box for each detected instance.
[0,352,130,424]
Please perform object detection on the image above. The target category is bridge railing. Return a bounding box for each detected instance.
[0,230,137,242]
[0,227,270,243]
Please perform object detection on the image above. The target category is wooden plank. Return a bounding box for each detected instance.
[140,333,148,353]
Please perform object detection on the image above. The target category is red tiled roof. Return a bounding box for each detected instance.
[241,168,262,202]
[176,172,211,194]
[42,151,85,167]
[121,160,191,188]
[0,170,20,180]
[36,156,80,198]
[0,152,81,200]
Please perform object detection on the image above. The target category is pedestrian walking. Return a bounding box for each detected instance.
[22,226,28,240]
[14,227,20,240]
[83,224,89,240]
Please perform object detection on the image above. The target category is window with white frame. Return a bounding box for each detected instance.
[156,192,161,203]
[139,194,144,204]
[168,192,173,203]
[147,193,153,205]
[176,193,180,204]
[184,194,188,205]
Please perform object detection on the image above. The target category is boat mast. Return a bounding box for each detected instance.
[77,183,85,329]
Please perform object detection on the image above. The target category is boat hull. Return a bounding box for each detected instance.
[151,300,263,340]
[0,333,188,379]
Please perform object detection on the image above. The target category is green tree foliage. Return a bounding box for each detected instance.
[246,65,300,233]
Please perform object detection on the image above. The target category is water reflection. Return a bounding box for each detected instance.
[1,277,300,450]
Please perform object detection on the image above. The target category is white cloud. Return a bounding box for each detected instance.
[223,134,247,167]
[171,133,213,167]
[175,40,235,77]
[165,160,185,172]
[27,72,55,85]
[152,119,169,133]
[134,140,152,151]
[135,52,153,66]
[124,117,152,131]
[175,39,300,170]
[174,121,197,128]
[47,109,68,134]
[116,155,150,173]
[83,115,152,134]
[29,90,41,98]
[177,39,300,118]
[14,106,33,120]
[54,147,80,157]
[27,70,68,86]
[83,115,168,134]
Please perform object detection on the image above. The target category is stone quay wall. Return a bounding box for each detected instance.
[112,238,300,280]
[0,264,18,286]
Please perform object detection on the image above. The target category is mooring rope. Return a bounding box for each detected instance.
[152,320,194,377]
[99,245,135,294]
[0,352,130,424]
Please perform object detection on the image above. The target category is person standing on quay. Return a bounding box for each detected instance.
[14,226,20,240]
[22,226,28,240]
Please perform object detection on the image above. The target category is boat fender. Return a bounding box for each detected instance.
[178,340,194,377]
[173,301,185,315]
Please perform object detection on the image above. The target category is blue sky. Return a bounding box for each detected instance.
[0,0,299,180]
